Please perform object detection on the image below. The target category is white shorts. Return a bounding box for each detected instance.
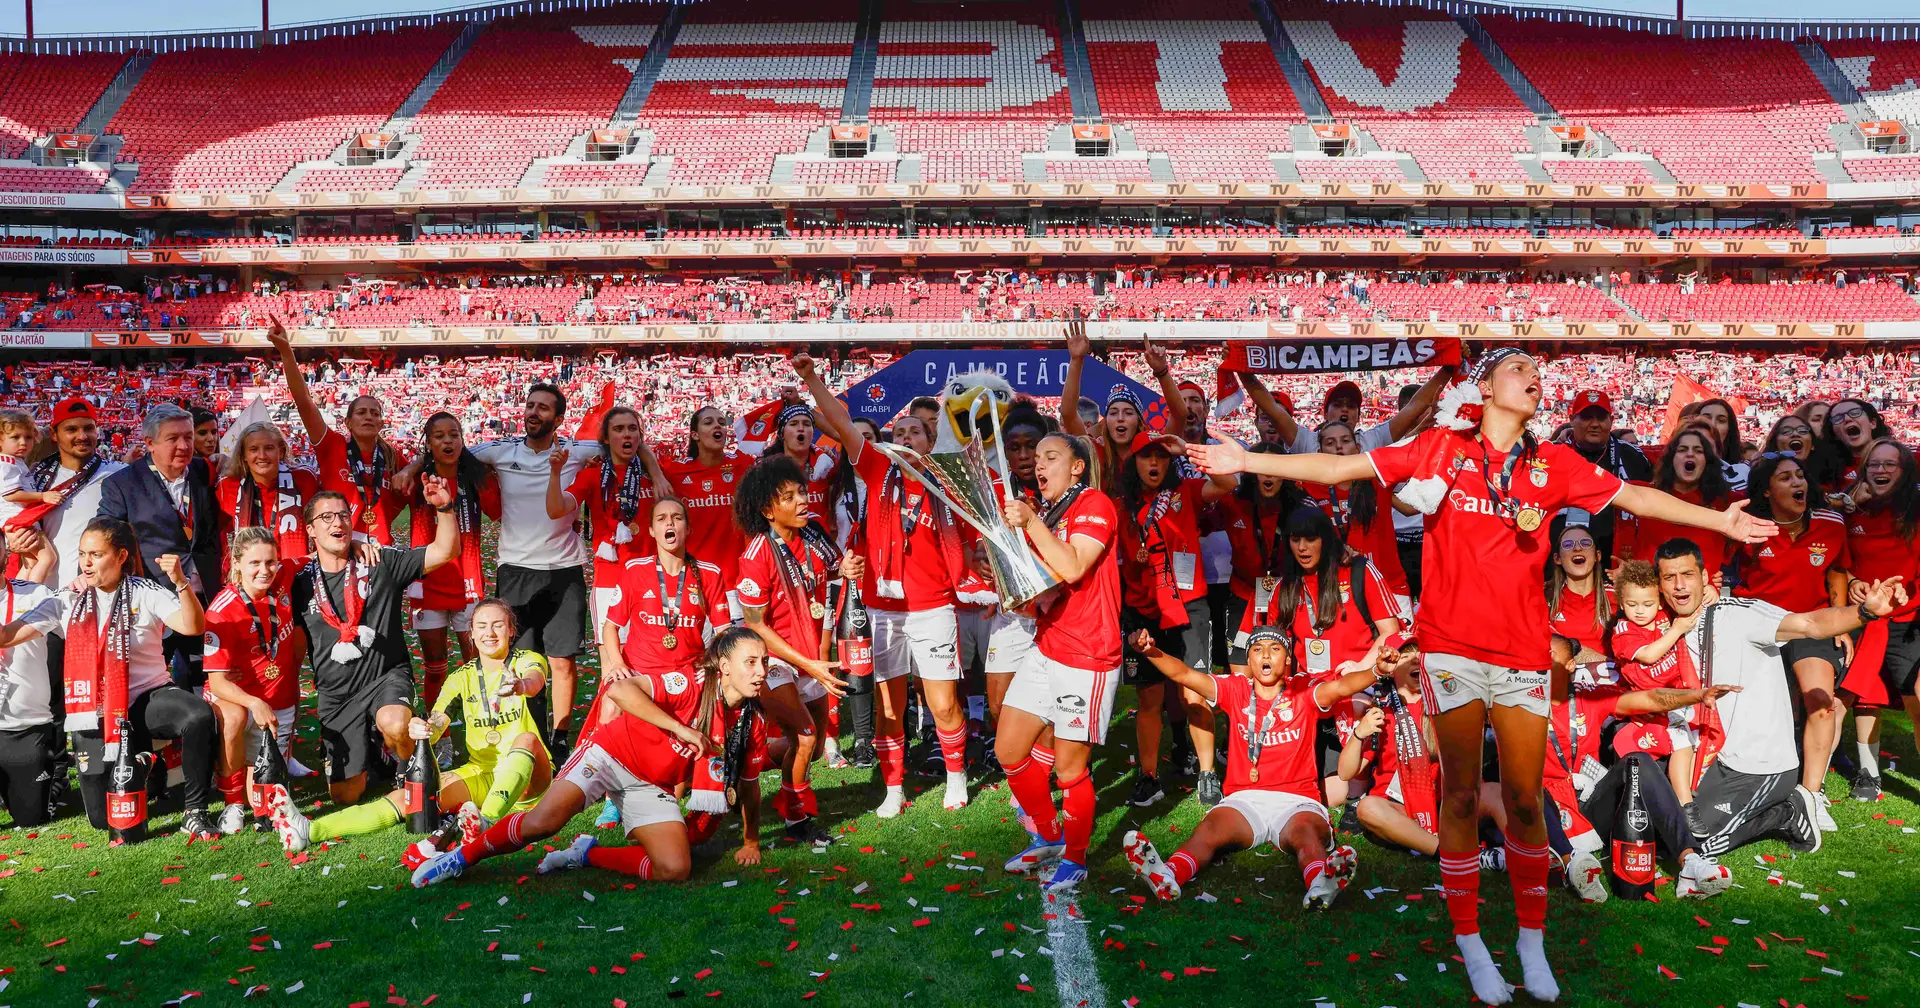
[202,695,299,753]
[766,657,828,704]
[957,607,993,671]
[871,605,960,684]
[1420,652,1551,719]
[413,601,477,633]
[1002,650,1120,744]
[1219,788,1329,849]
[557,742,682,830]
[1667,708,1698,751]
[983,610,1037,675]
[592,585,622,646]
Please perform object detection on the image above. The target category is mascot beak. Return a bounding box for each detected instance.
[944,387,1011,445]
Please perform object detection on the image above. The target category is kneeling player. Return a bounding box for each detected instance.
[273,599,551,852]
[1122,626,1387,909]
[411,626,770,886]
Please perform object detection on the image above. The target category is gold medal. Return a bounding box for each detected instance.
[810,601,826,620]
[1257,576,1277,593]
[485,729,502,746]
[661,632,678,650]
[1135,546,1149,563]
[261,661,280,682]
[1515,506,1544,533]
[724,784,738,806]
[363,508,378,529]
[1247,766,1259,783]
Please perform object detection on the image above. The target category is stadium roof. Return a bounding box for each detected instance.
[6,0,1918,39]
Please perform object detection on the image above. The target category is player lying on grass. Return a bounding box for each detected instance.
[270,598,552,854]
[1122,624,1388,909]
[410,625,771,886]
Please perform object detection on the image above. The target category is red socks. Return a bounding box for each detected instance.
[1003,755,1061,843]
[1301,856,1326,889]
[1057,769,1095,864]
[1439,849,1483,936]
[936,726,968,773]
[1031,744,1055,774]
[1506,840,1551,931]
[422,660,448,709]
[460,811,529,864]
[586,845,653,878]
[875,734,906,787]
[216,771,246,808]
[772,783,819,822]
[1167,849,1199,885]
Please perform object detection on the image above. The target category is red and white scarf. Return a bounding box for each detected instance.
[233,464,303,537]
[313,557,375,661]
[868,464,964,601]
[63,583,135,755]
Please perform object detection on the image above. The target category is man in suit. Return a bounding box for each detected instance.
[98,402,220,686]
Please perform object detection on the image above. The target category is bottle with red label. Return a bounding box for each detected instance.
[250,721,287,818]
[106,719,150,845]
[405,713,440,834]
[835,578,873,696]
[1609,756,1657,901]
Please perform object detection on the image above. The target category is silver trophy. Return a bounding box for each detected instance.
[870,399,1058,610]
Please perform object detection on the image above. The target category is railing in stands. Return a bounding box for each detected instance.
[1316,0,1920,41]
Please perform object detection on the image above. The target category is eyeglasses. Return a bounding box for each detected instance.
[1830,407,1868,424]
[310,511,353,526]
[1559,537,1595,551]
[1864,460,1902,470]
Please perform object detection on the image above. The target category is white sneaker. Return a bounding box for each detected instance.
[1303,871,1342,911]
[1326,844,1358,891]
[1565,850,1609,903]
[1676,852,1732,899]
[1479,846,1507,872]
[455,801,488,847]
[267,785,310,853]
[875,785,906,819]
[218,802,248,836]
[1122,829,1181,901]
[943,771,969,810]
[538,834,597,874]
[285,755,316,779]
[1814,790,1838,832]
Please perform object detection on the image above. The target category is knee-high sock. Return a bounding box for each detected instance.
[936,726,968,773]
[875,733,906,787]
[1057,769,1095,864]
[826,696,841,737]
[1031,744,1055,773]
[459,810,531,864]
[586,845,653,878]
[479,747,537,820]
[422,660,449,709]
[1300,855,1326,889]
[1506,839,1551,931]
[772,782,819,822]
[1439,849,1483,936]
[1167,849,1199,885]
[308,795,402,840]
[1004,755,1060,842]
[216,771,246,807]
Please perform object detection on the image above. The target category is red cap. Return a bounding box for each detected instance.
[1273,390,1296,415]
[1570,390,1612,415]
[49,397,94,424]
[1325,380,1362,406]
[1176,380,1206,399]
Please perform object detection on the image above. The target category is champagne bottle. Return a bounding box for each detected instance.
[1609,756,1658,901]
[405,712,440,834]
[105,720,149,845]
[250,721,287,818]
[836,577,874,697]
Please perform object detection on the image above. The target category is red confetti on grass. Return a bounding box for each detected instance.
[312,942,332,950]
[912,918,931,928]
[1016,984,1035,992]
[840,921,854,931]
[695,969,713,980]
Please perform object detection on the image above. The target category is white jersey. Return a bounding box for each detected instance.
[40,458,128,587]
[470,437,604,570]
[1683,596,1792,776]
[1289,421,1394,455]
[0,580,58,730]
[35,578,183,709]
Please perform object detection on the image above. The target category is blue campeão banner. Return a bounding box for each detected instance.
[838,350,1170,430]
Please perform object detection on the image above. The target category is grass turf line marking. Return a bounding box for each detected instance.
[1042,890,1108,1008]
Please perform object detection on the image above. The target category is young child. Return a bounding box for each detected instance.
[0,410,62,530]
[1609,559,1702,803]
[1121,625,1386,910]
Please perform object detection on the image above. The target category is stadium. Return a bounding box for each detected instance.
[2,1,1920,1006]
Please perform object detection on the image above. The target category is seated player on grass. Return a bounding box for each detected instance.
[1121,625,1388,909]
[410,625,771,886]
[271,598,551,853]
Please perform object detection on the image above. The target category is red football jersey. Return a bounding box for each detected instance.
[1612,615,1700,691]
[1613,484,1734,571]
[736,532,830,663]
[1033,489,1122,673]
[1117,477,1211,617]
[658,452,756,585]
[1847,506,1920,619]
[849,443,957,612]
[583,669,708,790]
[1240,563,1396,675]
[312,428,409,545]
[1735,510,1848,613]
[1545,690,1620,783]
[567,459,658,586]
[215,468,320,579]
[407,475,501,612]
[607,556,730,675]
[1219,494,1289,600]
[1549,584,1613,658]
[1302,480,1410,597]
[1369,430,1623,669]
[1216,673,1328,800]
[202,586,300,710]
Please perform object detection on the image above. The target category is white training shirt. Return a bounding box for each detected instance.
[1288,421,1395,455]
[1683,596,1792,776]
[41,458,129,587]
[33,578,183,713]
[470,437,604,570]
[0,579,58,730]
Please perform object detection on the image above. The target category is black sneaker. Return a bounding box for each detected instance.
[849,739,877,769]
[180,807,220,842]
[1128,772,1164,808]
[1851,770,1882,802]
[1784,785,1823,854]
[1195,771,1223,807]
[1169,742,1198,779]
[784,817,834,846]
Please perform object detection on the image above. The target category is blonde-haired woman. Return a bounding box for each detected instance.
[203,527,306,833]
[215,421,319,584]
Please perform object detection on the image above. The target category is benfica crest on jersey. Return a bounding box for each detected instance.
[1528,458,1551,488]
[1809,545,1829,567]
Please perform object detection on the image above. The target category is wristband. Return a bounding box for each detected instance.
[1859,602,1883,624]
[436,503,456,513]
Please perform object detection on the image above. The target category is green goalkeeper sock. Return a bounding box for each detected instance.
[308,795,402,840]
[480,748,538,820]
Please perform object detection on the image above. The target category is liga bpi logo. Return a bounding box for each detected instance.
[865,384,887,403]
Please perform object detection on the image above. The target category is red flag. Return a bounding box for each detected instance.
[733,399,784,456]
[572,382,616,441]
[1659,374,1712,444]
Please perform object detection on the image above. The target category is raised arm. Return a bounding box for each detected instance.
[545,447,576,520]
[633,412,674,505]
[1779,577,1905,642]
[1126,629,1217,703]
[1060,313,1090,438]
[418,475,461,573]
[792,354,859,450]
[1237,371,1301,448]
[1179,438,1376,485]
[1383,365,1457,441]
[1610,481,1777,545]
[1614,683,1740,717]
[1143,336,1182,429]
[266,318,329,447]
[153,555,204,635]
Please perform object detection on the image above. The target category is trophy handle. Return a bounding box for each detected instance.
[867,441,1000,542]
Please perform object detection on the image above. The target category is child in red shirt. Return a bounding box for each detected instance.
[1609,560,1702,803]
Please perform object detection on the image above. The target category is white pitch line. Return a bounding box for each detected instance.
[1041,889,1109,1008]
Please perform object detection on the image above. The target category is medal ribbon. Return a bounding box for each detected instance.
[345,437,388,522]
[245,594,282,673]
[656,558,689,638]
[152,464,193,540]
[1475,434,1532,528]
[1241,685,1282,773]
[1041,484,1087,532]
[313,556,367,650]
[33,450,102,495]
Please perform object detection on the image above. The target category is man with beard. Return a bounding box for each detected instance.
[463,385,602,756]
[1560,390,1652,559]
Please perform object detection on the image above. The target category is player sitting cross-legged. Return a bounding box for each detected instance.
[1122,625,1389,910]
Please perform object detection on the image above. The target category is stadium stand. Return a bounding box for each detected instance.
[108,29,458,194]
[789,159,898,184]
[1825,38,1920,124]
[1080,0,1305,118]
[1542,159,1659,185]
[0,51,126,160]
[0,165,107,193]
[292,165,406,193]
[642,0,857,116]
[1844,154,1920,182]
[1620,281,1920,322]
[869,0,1071,118]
